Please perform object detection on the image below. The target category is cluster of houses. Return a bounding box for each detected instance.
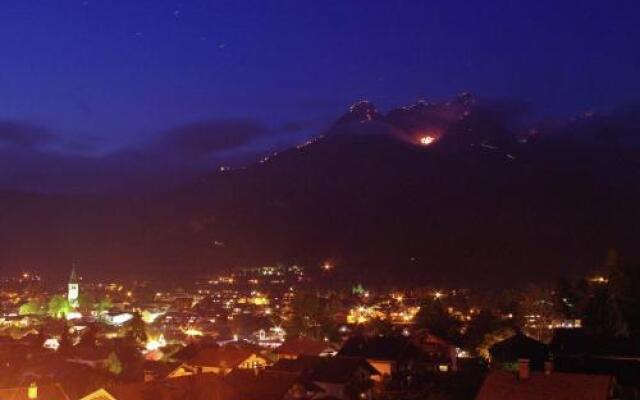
[2,327,638,399]
[0,331,459,400]
[476,331,640,400]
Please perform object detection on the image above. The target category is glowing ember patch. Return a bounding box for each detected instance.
[419,135,436,145]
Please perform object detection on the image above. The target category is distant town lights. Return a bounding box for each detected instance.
[589,276,608,284]
[43,338,60,351]
[183,328,203,337]
[321,262,334,271]
[145,334,166,351]
[65,311,82,320]
[110,313,133,325]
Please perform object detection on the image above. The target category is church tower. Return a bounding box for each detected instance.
[68,265,79,307]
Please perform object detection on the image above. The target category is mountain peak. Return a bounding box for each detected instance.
[334,100,382,126]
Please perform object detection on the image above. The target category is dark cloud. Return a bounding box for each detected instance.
[163,120,269,158]
[0,146,192,194]
[0,117,308,193]
[2,97,635,195]
[0,121,55,148]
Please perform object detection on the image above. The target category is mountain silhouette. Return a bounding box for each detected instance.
[1,94,638,286]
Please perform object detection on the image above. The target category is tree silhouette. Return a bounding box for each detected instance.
[48,295,71,319]
[415,298,461,344]
[59,325,73,354]
[463,309,503,355]
[608,263,640,337]
[77,292,96,313]
[126,312,148,343]
[368,317,394,336]
[19,299,44,315]
[583,285,628,337]
[105,351,123,375]
[96,297,112,316]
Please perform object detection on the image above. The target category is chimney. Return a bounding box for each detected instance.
[544,360,553,375]
[518,359,530,380]
[27,382,37,399]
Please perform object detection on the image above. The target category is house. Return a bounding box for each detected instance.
[0,351,117,400]
[168,345,269,377]
[79,373,235,400]
[65,344,112,368]
[337,336,417,380]
[275,337,337,360]
[270,355,378,400]
[410,330,458,372]
[140,360,180,381]
[550,328,640,394]
[489,332,549,370]
[225,368,324,400]
[476,359,614,400]
[0,383,70,400]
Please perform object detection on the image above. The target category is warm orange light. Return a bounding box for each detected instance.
[589,276,608,284]
[145,334,166,351]
[183,328,203,337]
[322,262,334,271]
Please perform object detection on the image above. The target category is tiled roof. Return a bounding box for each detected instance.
[189,347,255,368]
[338,336,412,361]
[270,357,316,374]
[490,333,549,369]
[104,374,235,400]
[0,384,70,400]
[0,352,116,399]
[271,355,378,384]
[475,370,612,400]
[225,369,321,400]
[275,337,335,357]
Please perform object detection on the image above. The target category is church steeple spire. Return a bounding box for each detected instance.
[68,264,79,307]
[69,264,79,285]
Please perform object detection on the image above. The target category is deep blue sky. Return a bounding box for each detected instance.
[1,0,639,192]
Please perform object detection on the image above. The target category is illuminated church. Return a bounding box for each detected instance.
[68,266,79,308]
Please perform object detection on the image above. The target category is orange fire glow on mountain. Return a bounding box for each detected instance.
[414,131,442,146]
[419,135,436,146]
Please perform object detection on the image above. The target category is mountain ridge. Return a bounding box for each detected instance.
[1,95,638,286]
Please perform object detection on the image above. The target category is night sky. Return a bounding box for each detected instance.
[1,0,639,193]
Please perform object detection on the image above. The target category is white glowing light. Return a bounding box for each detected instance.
[145,334,166,351]
[183,328,203,337]
[420,135,436,146]
[43,338,60,351]
[65,311,82,320]
[110,313,133,325]
[141,310,165,324]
